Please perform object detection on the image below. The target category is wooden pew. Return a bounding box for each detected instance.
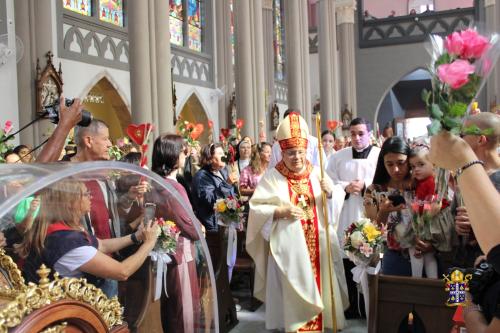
[368,274,455,333]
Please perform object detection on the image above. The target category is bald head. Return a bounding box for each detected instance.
[466,112,500,148]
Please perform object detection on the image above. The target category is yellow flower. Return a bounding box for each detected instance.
[166,220,176,227]
[216,201,227,213]
[363,223,381,242]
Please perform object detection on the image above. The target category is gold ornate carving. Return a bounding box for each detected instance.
[0,264,123,333]
[0,248,26,299]
[39,322,67,333]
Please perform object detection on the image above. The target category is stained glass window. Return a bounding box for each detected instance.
[99,0,124,27]
[170,0,184,47]
[187,0,202,52]
[63,0,92,16]
[273,0,285,81]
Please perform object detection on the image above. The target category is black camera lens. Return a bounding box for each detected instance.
[42,98,93,127]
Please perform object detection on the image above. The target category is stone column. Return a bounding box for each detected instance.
[234,0,255,138]
[128,1,154,126]
[336,0,357,117]
[284,0,312,125]
[262,0,275,141]
[14,0,56,147]
[215,0,233,132]
[154,0,174,133]
[318,0,340,124]
[252,0,266,140]
[234,0,266,139]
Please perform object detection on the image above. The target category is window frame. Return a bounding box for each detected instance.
[61,0,127,32]
[169,0,208,54]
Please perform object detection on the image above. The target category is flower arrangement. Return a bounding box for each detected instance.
[423,28,499,136]
[177,117,204,147]
[410,196,442,241]
[154,218,180,254]
[214,196,244,227]
[344,218,385,266]
[0,120,14,163]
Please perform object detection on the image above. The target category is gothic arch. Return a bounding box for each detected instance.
[79,73,131,141]
[372,66,430,128]
[177,91,211,145]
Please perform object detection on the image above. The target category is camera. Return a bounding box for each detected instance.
[388,194,406,206]
[452,262,500,322]
[42,98,93,127]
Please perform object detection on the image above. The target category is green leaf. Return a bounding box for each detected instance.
[430,103,443,119]
[427,119,442,135]
[481,128,494,136]
[448,103,468,117]
[462,124,482,135]
[442,116,462,131]
[421,89,431,105]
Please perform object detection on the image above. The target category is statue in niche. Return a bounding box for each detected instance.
[271,102,280,130]
[228,92,237,128]
[341,104,352,130]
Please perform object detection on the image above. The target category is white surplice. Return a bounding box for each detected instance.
[246,165,349,332]
[326,146,381,249]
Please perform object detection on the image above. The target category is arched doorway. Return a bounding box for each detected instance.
[177,92,211,145]
[374,68,432,140]
[82,77,131,141]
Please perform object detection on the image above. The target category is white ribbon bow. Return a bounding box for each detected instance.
[226,223,238,267]
[150,251,172,301]
[351,261,381,320]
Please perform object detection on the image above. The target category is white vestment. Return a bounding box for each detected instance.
[269,135,325,169]
[326,146,381,249]
[247,165,349,332]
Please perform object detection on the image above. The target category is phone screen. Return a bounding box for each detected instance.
[144,203,156,226]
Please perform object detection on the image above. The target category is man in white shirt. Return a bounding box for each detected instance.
[326,117,380,318]
[269,109,324,169]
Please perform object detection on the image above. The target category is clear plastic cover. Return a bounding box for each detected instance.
[0,162,218,332]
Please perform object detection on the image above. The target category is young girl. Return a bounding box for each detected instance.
[408,145,439,278]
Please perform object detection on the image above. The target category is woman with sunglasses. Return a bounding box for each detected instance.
[17,180,159,288]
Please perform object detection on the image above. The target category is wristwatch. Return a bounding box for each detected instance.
[130,232,141,245]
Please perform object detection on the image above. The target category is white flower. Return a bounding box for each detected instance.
[226,199,237,210]
[350,231,365,248]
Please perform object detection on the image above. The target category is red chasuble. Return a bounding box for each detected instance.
[276,161,323,332]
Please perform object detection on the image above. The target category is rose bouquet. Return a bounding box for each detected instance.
[154,218,180,254]
[177,117,204,147]
[410,196,442,241]
[344,217,385,266]
[422,28,500,198]
[0,120,14,163]
[214,196,244,227]
[344,218,385,320]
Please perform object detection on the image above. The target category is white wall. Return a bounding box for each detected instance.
[0,0,19,145]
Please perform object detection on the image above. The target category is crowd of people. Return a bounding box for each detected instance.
[0,96,499,332]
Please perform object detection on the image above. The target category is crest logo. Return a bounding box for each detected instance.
[443,269,472,306]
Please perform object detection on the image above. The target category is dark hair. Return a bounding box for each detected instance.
[3,150,18,160]
[199,143,223,167]
[120,151,142,165]
[13,145,29,155]
[349,117,372,132]
[283,108,301,119]
[372,136,411,185]
[321,130,336,140]
[152,134,185,177]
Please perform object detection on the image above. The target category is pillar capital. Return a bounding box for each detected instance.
[485,0,495,8]
[336,0,356,25]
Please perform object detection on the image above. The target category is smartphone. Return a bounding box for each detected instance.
[144,203,156,226]
[388,194,406,206]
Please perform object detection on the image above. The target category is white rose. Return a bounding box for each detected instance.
[350,231,365,248]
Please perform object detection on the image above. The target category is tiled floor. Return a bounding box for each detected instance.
[230,304,367,333]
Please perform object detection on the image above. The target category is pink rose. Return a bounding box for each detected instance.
[437,59,475,89]
[444,32,464,56]
[4,120,12,134]
[460,29,490,59]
